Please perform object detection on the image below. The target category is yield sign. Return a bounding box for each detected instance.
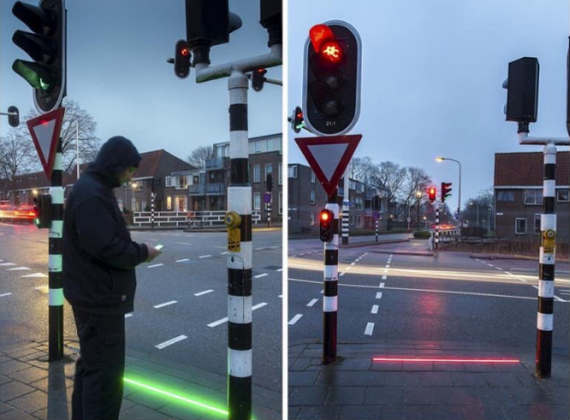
[295,135,362,197]
[27,107,65,179]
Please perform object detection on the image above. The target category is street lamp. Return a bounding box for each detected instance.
[436,156,462,227]
[415,190,422,230]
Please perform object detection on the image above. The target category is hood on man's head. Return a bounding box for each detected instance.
[94,136,142,174]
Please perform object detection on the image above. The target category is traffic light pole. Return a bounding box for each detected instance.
[341,168,349,245]
[323,190,339,364]
[434,205,440,253]
[49,139,64,361]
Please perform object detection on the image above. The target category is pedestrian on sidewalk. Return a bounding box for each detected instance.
[63,136,161,420]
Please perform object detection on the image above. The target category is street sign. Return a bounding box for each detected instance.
[27,107,65,179]
[263,192,272,203]
[295,134,362,197]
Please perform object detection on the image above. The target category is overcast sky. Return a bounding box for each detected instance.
[287,0,569,209]
[1,0,281,163]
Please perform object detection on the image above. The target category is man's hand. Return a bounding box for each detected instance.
[145,243,162,262]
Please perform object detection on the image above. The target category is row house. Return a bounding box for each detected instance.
[494,151,569,244]
[288,163,389,234]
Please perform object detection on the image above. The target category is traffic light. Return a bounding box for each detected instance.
[303,21,361,136]
[319,209,335,242]
[174,40,191,79]
[252,68,267,91]
[33,193,51,229]
[292,106,304,133]
[7,106,20,127]
[441,182,452,202]
[12,0,66,114]
[502,57,539,125]
[428,187,436,203]
[266,173,273,192]
[260,0,282,47]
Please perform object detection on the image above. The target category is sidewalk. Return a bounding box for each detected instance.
[289,340,569,420]
[0,340,281,420]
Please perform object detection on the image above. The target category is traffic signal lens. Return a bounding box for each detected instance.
[309,24,335,52]
[181,48,189,56]
[320,40,343,65]
[321,212,329,221]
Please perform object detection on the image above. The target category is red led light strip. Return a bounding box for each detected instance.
[373,357,520,364]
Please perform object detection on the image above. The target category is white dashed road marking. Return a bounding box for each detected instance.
[288,314,303,325]
[364,322,374,336]
[155,335,187,350]
[194,289,214,296]
[7,267,30,271]
[21,273,48,278]
[176,258,190,263]
[307,298,318,307]
[199,255,212,259]
[254,273,269,279]
[0,293,12,297]
[153,300,177,309]
[148,263,163,268]
[371,305,379,314]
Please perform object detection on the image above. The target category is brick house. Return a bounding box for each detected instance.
[494,151,569,245]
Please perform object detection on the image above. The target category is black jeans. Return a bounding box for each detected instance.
[71,309,126,420]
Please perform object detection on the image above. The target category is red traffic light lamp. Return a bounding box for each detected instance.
[428,187,436,203]
[252,68,267,91]
[309,24,343,66]
[319,208,334,242]
[174,40,191,79]
[292,106,304,133]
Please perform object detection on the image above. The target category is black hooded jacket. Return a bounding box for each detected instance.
[63,136,148,315]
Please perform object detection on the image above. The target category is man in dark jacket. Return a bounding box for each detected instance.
[63,136,160,420]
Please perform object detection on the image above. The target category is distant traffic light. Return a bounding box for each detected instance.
[303,21,361,136]
[252,68,267,91]
[428,187,436,203]
[7,106,19,127]
[292,106,304,133]
[319,209,334,242]
[12,0,66,113]
[174,40,191,78]
[502,57,539,125]
[33,193,51,229]
[266,173,273,192]
[441,182,452,202]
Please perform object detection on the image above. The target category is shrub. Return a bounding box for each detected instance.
[461,226,487,237]
[413,230,431,239]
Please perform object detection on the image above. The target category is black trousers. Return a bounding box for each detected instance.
[71,309,126,420]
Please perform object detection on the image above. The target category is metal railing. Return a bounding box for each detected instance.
[132,210,261,229]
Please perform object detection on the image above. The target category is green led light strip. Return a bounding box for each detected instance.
[123,377,229,417]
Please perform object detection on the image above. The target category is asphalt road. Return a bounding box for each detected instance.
[0,222,283,392]
[288,238,570,356]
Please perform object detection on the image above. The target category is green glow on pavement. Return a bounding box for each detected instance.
[123,377,229,417]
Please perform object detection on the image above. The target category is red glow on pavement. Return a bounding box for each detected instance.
[373,357,520,364]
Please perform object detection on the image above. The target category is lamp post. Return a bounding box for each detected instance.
[415,190,422,230]
[436,156,462,227]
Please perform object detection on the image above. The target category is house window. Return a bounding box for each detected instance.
[253,165,261,183]
[534,214,541,235]
[310,190,315,205]
[165,177,173,187]
[288,165,297,179]
[179,176,187,189]
[166,196,172,210]
[557,189,569,202]
[311,172,316,183]
[496,191,514,202]
[524,189,542,205]
[515,218,527,234]
[278,163,282,185]
[253,193,261,210]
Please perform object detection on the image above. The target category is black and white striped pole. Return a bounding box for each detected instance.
[341,167,350,245]
[435,205,440,253]
[226,68,253,419]
[321,191,339,364]
[375,217,379,242]
[49,140,64,361]
[151,191,155,229]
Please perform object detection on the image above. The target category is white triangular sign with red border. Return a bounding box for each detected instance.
[295,135,362,197]
[27,107,65,179]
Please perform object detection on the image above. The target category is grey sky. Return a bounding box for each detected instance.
[287,0,569,208]
[1,0,281,164]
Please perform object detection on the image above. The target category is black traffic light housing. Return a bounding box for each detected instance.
[428,187,436,203]
[8,106,20,127]
[174,40,191,79]
[441,182,452,202]
[12,0,66,114]
[260,0,282,47]
[292,106,304,133]
[319,208,335,242]
[252,68,267,91]
[185,0,242,66]
[33,193,51,229]
[303,20,361,136]
[502,57,539,128]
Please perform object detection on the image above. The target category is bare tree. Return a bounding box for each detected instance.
[187,145,214,169]
[377,161,407,205]
[349,156,379,185]
[0,130,38,181]
[23,98,100,173]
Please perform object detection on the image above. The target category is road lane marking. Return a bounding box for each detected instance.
[379,282,385,288]
[7,267,31,271]
[364,322,374,335]
[381,275,387,280]
[0,263,16,267]
[199,255,212,259]
[155,335,188,350]
[254,273,269,279]
[207,302,268,327]
[125,313,133,318]
[340,272,346,277]
[21,273,48,278]
[176,258,190,263]
[194,289,214,296]
[307,298,318,307]
[376,292,383,299]
[371,305,379,314]
[350,262,356,266]
[277,268,283,272]
[288,314,303,325]
[0,293,12,297]
[148,263,164,268]
[153,300,178,309]
[176,242,193,245]
[220,252,229,255]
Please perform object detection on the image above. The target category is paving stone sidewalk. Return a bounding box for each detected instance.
[1,340,281,420]
[289,340,569,420]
